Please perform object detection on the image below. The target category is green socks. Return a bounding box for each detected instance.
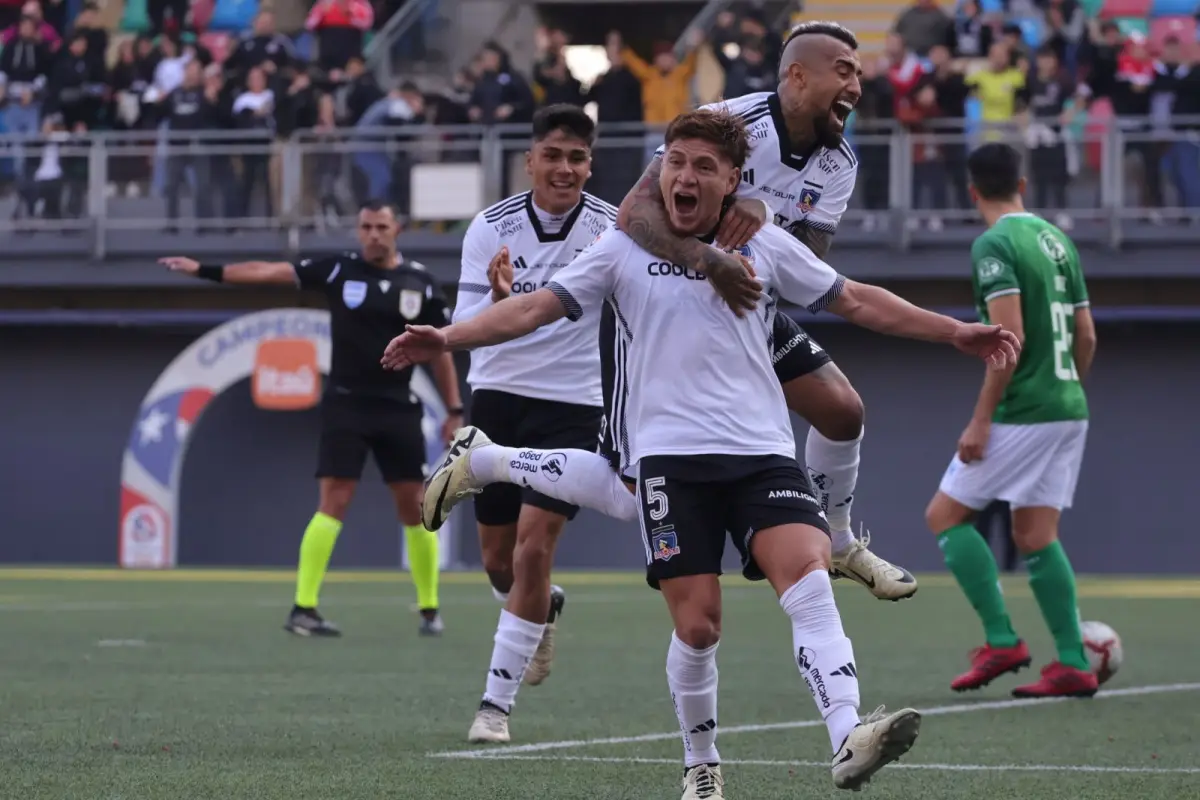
[1025,541,1089,671]
[294,512,343,608]
[405,524,440,611]
[938,524,1020,648]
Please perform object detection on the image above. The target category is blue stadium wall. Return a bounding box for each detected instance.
[0,321,1193,573]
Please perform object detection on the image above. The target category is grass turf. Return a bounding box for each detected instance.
[1,569,1198,799]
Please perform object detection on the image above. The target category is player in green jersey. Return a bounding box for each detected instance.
[924,143,1099,698]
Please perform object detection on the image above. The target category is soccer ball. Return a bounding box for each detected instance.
[1080,620,1122,685]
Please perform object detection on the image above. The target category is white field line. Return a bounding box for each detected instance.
[429,682,1200,759]
[459,754,1200,775]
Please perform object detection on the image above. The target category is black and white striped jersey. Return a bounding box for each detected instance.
[453,190,616,406]
[660,92,858,237]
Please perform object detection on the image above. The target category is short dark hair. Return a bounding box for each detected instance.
[360,199,397,216]
[784,21,858,51]
[531,103,596,146]
[1035,43,1059,59]
[663,108,749,169]
[967,143,1023,200]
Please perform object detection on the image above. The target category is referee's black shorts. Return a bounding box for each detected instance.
[771,312,833,384]
[316,393,426,483]
[469,388,603,526]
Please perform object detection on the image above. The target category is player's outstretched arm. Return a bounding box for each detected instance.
[827,279,1021,369]
[616,158,761,315]
[159,257,298,285]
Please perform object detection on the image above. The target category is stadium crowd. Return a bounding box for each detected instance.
[0,0,1197,224]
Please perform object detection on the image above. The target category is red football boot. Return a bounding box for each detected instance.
[950,641,1033,692]
[1011,661,1099,698]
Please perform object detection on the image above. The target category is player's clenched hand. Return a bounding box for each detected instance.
[951,323,1021,370]
[957,418,990,464]
[381,325,448,370]
[159,256,200,275]
[715,198,768,251]
[488,246,513,302]
[707,251,762,318]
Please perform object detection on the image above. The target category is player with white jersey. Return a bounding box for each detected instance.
[450,104,616,735]
[383,108,1019,796]
[615,21,918,601]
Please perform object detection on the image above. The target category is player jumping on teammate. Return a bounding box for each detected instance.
[925,143,1099,698]
[161,201,462,638]
[615,21,917,601]
[386,108,1019,796]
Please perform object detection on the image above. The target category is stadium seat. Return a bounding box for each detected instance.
[1149,0,1199,17]
[1079,0,1106,15]
[120,0,150,32]
[191,0,215,31]
[199,31,232,62]
[208,0,257,32]
[1114,16,1151,37]
[1098,0,1152,18]
[1084,96,1113,172]
[1012,16,1044,47]
[978,0,1005,12]
[1149,15,1198,48]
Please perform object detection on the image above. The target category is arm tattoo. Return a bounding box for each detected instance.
[617,159,726,273]
[786,221,834,260]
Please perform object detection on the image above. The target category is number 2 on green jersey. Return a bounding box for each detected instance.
[1049,301,1078,382]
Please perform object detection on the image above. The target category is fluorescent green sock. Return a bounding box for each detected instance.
[1025,540,1089,671]
[294,512,343,608]
[405,524,440,611]
[937,523,1020,648]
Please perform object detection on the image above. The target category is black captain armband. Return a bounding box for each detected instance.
[446,406,464,415]
[197,264,225,282]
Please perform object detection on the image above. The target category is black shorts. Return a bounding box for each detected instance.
[771,313,833,384]
[316,393,426,483]
[469,388,603,526]
[598,301,633,480]
[636,454,829,590]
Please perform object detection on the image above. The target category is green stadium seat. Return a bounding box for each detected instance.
[120,0,150,32]
[1114,16,1150,36]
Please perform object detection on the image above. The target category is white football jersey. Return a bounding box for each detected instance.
[454,191,616,406]
[548,225,844,466]
[658,92,858,236]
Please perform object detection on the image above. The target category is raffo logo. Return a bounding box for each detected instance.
[252,339,320,410]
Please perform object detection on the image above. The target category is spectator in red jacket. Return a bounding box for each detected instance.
[1,0,61,50]
[306,0,374,72]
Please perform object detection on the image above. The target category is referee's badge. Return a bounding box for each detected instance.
[342,280,367,309]
[400,289,423,320]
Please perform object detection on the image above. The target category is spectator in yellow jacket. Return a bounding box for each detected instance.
[617,28,703,124]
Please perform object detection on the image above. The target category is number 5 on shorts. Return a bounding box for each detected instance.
[644,476,669,521]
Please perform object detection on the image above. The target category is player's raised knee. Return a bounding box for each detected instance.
[674,614,721,651]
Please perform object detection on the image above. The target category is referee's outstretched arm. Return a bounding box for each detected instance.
[159,257,298,285]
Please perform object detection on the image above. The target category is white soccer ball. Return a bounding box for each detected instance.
[1080,620,1122,685]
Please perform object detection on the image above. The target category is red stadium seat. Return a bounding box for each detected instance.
[1098,0,1153,18]
[191,0,215,31]
[1149,15,1198,51]
[1084,97,1113,172]
[199,31,232,63]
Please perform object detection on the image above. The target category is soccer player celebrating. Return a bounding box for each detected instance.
[450,104,616,740]
[617,21,917,601]
[160,201,462,638]
[385,108,1018,795]
[924,143,1099,698]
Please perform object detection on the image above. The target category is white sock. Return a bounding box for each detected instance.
[666,632,720,768]
[481,609,545,713]
[805,427,863,551]
[780,571,861,752]
[491,586,509,604]
[469,444,638,522]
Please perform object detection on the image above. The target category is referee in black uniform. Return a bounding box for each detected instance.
[160,200,464,637]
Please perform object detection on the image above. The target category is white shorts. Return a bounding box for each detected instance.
[938,420,1088,511]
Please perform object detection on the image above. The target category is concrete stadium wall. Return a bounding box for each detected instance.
[0,322,1194,573]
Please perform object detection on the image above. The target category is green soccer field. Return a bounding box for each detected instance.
[2,569,1198,800]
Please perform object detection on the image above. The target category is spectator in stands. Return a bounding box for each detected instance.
[884,32,925,114]
[585,30,643,204]
[276,63,318,137]
[618,29,702,125]
[354,80,421,203]
[893,0,953,57]
[334,55,383,125]
[952,0,995,58]
[1107,35,1158,214]
[70,4,107,76]
[709,9,741,61]
[1020,44,1076,229]
[898,81,947,232]
[226,10,295,83]
[164,58,217,226]
[735,9,780,69]
[0,14,53,149]
[1078,20,1121,101]
[1040,0,1085,73]
[21,114,69,219]
[715,36,773,99]
[533,28,584,108]
[855,55,894,231]
[46,31,105,131]
[148,0,188,36]
[467,41,533,125]
[1152,36,1200,214]
[965,42,1025,138]
[1,1,60,50]
[306,0,374,72]
[1000,23,1031,71]
[311,92,344,225]
[233,65,276,218]
[920,44,972,212]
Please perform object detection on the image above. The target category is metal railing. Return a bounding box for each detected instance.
[0,116,1197,260]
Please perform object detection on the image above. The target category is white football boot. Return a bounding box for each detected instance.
[831,705,922,790]
[681,764,724,799]
[467,702,511,744]
[830,526,919,601]
[423,426,491,531]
